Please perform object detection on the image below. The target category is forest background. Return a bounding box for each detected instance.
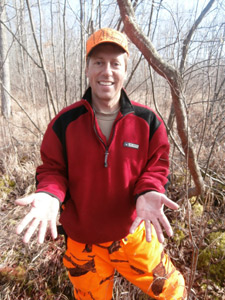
[0,0,224,299]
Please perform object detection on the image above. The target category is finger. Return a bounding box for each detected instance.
[50,219,58,240]
[161,194,179,210]
[151,218,164,243]
[144,220,152,242]
[38,220,47,244]
[16,211,35,234]
[158,214,173,237]
[23,218,40,243]
[15,194,35,206]
[129,217,142,234]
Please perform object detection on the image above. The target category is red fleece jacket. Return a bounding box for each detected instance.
[36,88,170,243]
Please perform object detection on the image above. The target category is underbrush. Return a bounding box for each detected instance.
[0,145,224,299]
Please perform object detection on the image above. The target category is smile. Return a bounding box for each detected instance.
[99,81,114,86]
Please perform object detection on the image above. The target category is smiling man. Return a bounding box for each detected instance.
[86,43,127,110]
[16,28,186,299]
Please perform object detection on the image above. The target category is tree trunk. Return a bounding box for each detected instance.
[117,0,206,197]
[0,0,11,118]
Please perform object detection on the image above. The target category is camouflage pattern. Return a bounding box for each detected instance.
[63,223,187,300]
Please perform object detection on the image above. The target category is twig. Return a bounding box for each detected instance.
[0,80,43,135]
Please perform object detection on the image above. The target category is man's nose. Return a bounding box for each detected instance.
[102,63,113,76]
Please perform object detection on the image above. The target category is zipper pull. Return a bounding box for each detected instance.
[104,149,109,168]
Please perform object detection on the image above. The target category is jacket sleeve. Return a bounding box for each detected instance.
[133,115,170,197]
[35,120,68,202]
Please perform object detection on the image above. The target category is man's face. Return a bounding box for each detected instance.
[86,43,127,107]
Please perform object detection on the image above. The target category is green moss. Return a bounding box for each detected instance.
[192,202,203,217]
[207,219,214,225]
[46,288,54,296]
[171,221,186,246]
[198,232,225,287]
[190,197,203,217]
[0,266,26,283]
[0,175,16,197]
[173,229,186,246]
[8,179,16,187]
[190,196,197,204]
[200,283,207,291]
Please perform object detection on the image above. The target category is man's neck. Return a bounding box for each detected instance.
[92,98,120,114]
[90,88,122,114]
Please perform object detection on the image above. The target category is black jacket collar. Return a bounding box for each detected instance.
[82,87,134,116]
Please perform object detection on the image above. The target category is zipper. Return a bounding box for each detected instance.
[93,110,134,168]
[104,149,109,167]
[93,117,109,168]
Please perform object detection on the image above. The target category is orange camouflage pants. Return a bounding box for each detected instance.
[63,223,187,300]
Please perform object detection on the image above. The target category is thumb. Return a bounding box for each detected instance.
[15,194,35,206]
[161,194,179,210]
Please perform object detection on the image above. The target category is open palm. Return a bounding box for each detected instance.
[130,191,179,243]
[16,192,60,244]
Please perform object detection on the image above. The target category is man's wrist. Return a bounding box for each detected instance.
[35,191,62,203]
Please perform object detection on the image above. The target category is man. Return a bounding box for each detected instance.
[16,28,186,299]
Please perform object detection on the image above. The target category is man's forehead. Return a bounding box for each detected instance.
[89,43,127,57]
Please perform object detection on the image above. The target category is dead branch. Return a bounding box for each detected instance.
[179,0,216,73]
[0,80,43,135]
[117,0,205,197]
[25,0,57,116]
[0,20,41,69]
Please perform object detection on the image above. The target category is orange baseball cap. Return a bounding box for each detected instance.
[86,28,129,58]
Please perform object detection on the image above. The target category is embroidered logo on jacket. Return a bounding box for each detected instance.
[123,142,139,149]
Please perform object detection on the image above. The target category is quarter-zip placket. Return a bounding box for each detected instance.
[93,111,133,168]
[104,149,109,167]
[93,117,111,168]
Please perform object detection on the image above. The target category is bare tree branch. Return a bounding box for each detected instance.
[117,0,206,196]
[179,0,216,73]
[0,20,42,69]
[0,80,43,135]
[25,0,57,116]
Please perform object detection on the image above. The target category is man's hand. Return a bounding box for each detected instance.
[15,192,60,244]
[130,191,179,243]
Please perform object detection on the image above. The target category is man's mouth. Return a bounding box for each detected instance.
[98,81,114,86]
